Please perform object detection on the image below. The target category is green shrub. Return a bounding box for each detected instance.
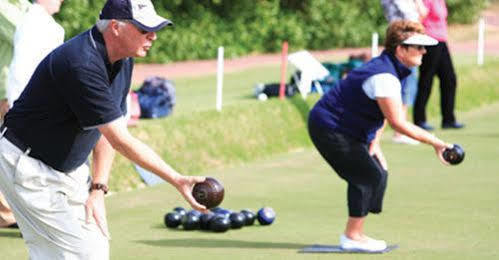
[55,0,488,63]
[447,0,488,23]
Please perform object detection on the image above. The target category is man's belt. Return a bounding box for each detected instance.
[0,125,31,154]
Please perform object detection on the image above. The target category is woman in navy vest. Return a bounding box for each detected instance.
[308,20,452,252]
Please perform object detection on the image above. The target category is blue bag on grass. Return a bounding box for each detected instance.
[135,76,176,119]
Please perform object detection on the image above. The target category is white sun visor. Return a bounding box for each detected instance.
[403,33,438,46]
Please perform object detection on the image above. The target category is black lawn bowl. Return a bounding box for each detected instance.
[210,215,231,233]
[214,208,231,218]
[187,209,202,217]
[164,212,182,228]
[443,144,465,165]
[210,207,223,213]
[229,212,246,229]
[182,213,201,230]
[199,213,215,230]
[173,207,187,217]
[240,209,256,226]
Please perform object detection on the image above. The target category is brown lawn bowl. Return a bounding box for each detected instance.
[192,177,224,209]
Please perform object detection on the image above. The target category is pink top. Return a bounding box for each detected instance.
[422,0,448,42]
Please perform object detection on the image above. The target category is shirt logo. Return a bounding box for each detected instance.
[138,4,147,10]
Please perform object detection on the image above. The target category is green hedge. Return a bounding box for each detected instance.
[55,0,488,63]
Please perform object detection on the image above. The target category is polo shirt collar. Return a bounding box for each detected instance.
[382,50,412,79]
[90,26,112,67]
[90,26,123,80]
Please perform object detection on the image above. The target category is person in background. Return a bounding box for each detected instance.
[0,0,64,230]
[308,20,452,252]
[413,0,464,130]
[381,0,428,145]
[0,0,207,259]
[6,0,64,108]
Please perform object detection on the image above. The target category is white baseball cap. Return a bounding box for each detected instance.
[100,0,173,32]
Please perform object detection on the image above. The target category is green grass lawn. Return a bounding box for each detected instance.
[111,54,499,192]
[2,8,499,257]
[2,102,499,259]
[171,65,288,115]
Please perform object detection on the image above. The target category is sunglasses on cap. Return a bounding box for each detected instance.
[402,44,425,51]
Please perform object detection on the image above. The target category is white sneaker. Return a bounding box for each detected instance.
[365,235,387,247]
[253,83,265,97]
[392,134,420,145]
[340,234,387,252]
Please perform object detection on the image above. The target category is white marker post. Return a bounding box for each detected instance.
[477,17,485,66]
[216,46,224,111]
[371,32,379,58]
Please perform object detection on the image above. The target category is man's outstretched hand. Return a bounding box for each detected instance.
[175,175,208,213]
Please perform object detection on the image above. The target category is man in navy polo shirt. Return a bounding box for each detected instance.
[308,20,453,252]
[0,0,207,259]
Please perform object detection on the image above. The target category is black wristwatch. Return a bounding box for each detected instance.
[89,183,109,195]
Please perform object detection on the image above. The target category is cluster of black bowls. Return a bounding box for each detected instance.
[164,206,276,233]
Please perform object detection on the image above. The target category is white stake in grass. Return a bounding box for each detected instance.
[216,46,224,111]
[477,17,485,66]
[371,32,379,58]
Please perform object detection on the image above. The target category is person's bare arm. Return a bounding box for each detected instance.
[86,135,115,238]
[92,135,115,186]
[376,97,451,164]
[369,120,388,170]
[98,117,207,211]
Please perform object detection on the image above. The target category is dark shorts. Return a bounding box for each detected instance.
[308,119,388,217]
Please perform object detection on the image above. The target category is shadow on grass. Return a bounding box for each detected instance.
[288,95,311,124]
[152,224,167,229]
[241,94,256,100]
[0,231,22,239]
[152,223,274,232]
[136,238,308,249]
[449,132,499,138]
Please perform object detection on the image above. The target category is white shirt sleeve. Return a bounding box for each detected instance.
[362,73,402,100]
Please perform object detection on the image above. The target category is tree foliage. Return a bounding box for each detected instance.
[55,0,488,63]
